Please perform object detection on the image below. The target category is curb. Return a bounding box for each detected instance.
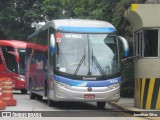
[109,102,160,120]
[109,102,137,112]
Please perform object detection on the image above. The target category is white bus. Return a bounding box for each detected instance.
[25,19,129,108]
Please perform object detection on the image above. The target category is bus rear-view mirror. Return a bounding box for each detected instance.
[50,34,55,55]
[118,36,129,57]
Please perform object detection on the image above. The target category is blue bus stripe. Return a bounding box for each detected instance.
[54,75,121,87]
[57,26,116,33]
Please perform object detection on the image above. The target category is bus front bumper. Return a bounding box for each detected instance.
[51,83,120,102]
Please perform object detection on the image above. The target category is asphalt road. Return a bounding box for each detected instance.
[4,91,120,112]
[0,90,149,120]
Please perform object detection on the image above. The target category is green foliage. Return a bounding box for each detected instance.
[0,0,64,40]
[0,0,147,97]
[120,59,135,97]
[0,0,17,39]
[0,0,146,40]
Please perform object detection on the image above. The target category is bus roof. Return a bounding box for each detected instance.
[0,40,26,49]
[28,19,116,39]
[26,42,48,52]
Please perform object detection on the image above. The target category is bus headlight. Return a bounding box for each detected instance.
[108,83,120,90]
[14,76,25,81]
[54,81,70,88]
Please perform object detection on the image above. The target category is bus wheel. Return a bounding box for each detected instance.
[37,95,43,100]
[20,89,28,94]
[30,92,36,99]
[48,99,53,106]
[45,80,48,97]
[97,102,106,109]
[29,81,36,99]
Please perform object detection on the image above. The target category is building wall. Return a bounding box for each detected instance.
[135,58,160,78]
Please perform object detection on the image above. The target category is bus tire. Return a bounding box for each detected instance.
[48,99,53,106]
[29,81,36,99]
[45,80,48,97]
[37,95,43,100]
[30,92,36,99]
[97,102,106,109]
[20,89,28,94]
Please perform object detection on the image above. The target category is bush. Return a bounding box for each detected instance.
[120,59,134,98]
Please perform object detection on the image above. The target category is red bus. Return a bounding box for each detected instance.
[0,40,27,94]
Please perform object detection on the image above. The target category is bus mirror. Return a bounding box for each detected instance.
[118,36,129,57]
[50,34,55,55]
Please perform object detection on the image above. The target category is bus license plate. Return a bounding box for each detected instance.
[84,94,95,99]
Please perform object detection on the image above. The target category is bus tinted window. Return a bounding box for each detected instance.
[2,46,18,73]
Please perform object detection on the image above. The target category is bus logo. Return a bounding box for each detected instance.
[82,77,97,80]
[88,87,92,92]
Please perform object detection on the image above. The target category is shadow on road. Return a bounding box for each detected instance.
[13,91,108,110]
[41,99,107,110]
[12,92,130,117]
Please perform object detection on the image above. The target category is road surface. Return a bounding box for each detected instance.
[0,90,151,120]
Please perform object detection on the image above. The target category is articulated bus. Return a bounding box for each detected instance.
[0,40,27,94]
[26,19,129,108]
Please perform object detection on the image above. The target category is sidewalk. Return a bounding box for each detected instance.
[109,98,160,119]
[110,97,160,111]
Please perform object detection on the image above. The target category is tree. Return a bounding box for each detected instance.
[0,0,146,40]
[0,0,147,98]
[0,0,64,40]
[0,0,17,39]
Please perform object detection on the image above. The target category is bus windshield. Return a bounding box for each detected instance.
[55,33,119,77]
[1,46,25,75]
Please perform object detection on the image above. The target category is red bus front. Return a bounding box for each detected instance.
[0,40,27,94]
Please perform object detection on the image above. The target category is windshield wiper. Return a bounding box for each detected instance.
[74,49,85,75]
[92,50,105,77]
[74,55,85,75]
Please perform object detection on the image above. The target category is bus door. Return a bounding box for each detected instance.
[32,53,47,92]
